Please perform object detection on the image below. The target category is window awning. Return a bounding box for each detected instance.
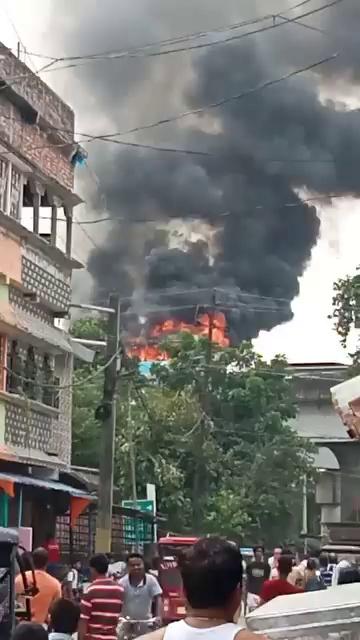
[0,471,94,499]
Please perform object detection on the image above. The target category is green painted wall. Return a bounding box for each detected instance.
[0,492,8,526]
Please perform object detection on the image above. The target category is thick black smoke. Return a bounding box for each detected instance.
[48,0,360,341]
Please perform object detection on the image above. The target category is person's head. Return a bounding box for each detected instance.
[178,536,243,621]
[50,597,80,634]
[12,622,48,640]
[127,553,145,580]
[74,560,82,570]
[319,552,329,569]
[329,552,338,565]
[273,547,282,561]
[253,546,264,562]
[306,558,318,575]
[89,553,109,580]
[32,547,48,571]
[278,555,293,579]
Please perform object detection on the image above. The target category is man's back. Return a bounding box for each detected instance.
[138,622,264,640]
[80,577,123,639]
[15,569,61,623]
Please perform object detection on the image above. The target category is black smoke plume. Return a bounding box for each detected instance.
[49,0,360,342]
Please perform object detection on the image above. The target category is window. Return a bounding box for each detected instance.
[42,354,55,407]
[10,166,22,221]
[24,346,37,400]
[6,340,22,394]
[0,158,7,211]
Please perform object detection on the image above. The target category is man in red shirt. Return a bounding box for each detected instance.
[79,553,123,640]
[260,555,303,603]
[44,532,61,578]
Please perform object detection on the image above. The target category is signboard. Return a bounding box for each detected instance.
[17,527,33,552]
[122,499,155,546]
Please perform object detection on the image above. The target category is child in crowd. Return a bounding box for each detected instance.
[48,597,80,640]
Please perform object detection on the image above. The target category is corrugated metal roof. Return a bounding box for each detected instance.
[0,471,94,498]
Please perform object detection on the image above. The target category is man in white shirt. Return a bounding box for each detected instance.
[119,552,163,623]
[268,547,282,579]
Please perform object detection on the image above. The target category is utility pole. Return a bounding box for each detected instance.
[193,289,216,530]
[127,382,139,550]
[95,293,121,553]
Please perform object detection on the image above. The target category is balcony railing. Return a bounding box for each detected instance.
[6,342,59,409]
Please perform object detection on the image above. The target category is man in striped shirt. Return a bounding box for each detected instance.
[79,553,123,640]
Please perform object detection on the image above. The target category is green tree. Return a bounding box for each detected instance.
[71,319,314,544]
[332,268,360,376]
[152,335,314,542]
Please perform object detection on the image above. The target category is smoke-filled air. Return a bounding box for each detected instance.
[48,0,360,343]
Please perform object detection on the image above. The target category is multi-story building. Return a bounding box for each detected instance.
[290,362,360,542]
[0,43,92,547]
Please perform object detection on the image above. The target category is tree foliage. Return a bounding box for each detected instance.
[332,269,360,347]
[332,269,360,377]
[71,319,315,545]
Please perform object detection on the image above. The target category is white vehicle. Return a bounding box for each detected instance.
[247,582,360,639]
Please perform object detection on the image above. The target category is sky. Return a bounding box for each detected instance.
[1,0,359,364]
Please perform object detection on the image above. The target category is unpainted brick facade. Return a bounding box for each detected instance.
[0,44,80,468]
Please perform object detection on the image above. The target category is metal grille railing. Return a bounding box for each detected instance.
[56,505,156,561]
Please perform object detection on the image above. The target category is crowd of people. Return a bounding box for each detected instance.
[245,545,360,612]
[11,538,265,640]
[10,539,360,640]
[12,545,163,640]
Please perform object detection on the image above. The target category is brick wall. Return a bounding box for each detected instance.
[0,95,74,190]
[0,45,74,142]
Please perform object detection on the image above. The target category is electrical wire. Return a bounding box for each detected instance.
[0,108,348,164]
[26,189,348,231]
[13,0,341,73]
[69,53,339,142]
[83,286,294,305]
[0,1,37,73]
[5,0,313,63]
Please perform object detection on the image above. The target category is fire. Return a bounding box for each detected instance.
[127,311,229,361]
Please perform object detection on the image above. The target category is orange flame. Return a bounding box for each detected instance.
[127,311,229,361]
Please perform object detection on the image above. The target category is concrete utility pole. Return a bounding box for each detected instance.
[193,289,216,530]
[95,293,121,553]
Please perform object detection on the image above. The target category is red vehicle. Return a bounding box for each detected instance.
[158,536,198,623]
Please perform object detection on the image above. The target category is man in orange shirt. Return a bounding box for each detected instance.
[15,547,61,624]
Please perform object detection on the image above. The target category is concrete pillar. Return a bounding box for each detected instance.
[64,205,73,257]
[48,194,62,247]
[29,180,45,235]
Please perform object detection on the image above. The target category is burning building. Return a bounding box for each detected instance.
[46,0,360,349]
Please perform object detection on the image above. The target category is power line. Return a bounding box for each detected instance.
[17,0,341,73]
[83,285,294,305]
[23,189,348,231]
[73,52,339,141]
[0,51,335,145]
[0,111,346,163]
[0,1,37,72]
